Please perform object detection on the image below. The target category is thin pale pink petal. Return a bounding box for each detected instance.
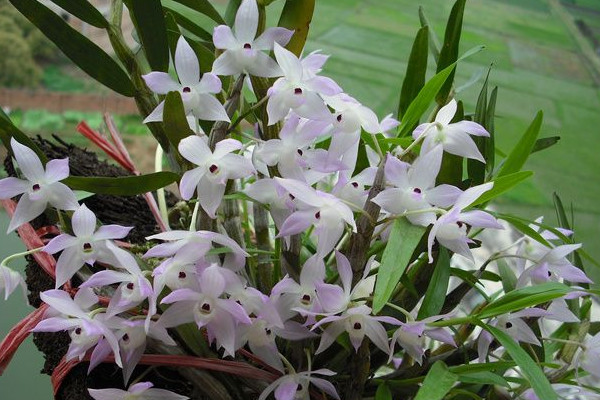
[175,37,200,86]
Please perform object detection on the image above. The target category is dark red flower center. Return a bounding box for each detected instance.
[122,334,130,342]
[75,328,82,335]
[314,211,321,219]
[351,182,359,188]
[301,294,311,304]
[297,149,303,156]
[336,114,343,122]
[209,164,219,173]
[243,43,252,49]
[201,303,211,312]
[179,271,187,279]
[505,322,513,328]
[413,187,422,194]
[32,183,41,191]
[294,87,303,95]
[82,242,92,251]
[126,282,135,290]
[456,221,464,228]
[182,86,191,93]
[353,322,362,330]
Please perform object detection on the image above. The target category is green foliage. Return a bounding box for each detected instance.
[64,172,181,196]
[413,361,457,400]
[0,18,41,87]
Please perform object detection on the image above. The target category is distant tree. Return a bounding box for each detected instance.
[0,29,42,88]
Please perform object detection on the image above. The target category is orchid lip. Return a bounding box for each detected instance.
[351,182,359,188]
[209,164,219,174]
[178,271,187,279]
[243,43,252,49]
[32,183,41,191]
[200,303,211,314]
[294,87,303,95]
[505,322,513,328]
[82,242,93,252]
[182,86,191,93]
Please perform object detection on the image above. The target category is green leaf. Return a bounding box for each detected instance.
[278,0,315,56]
[165,6,213,41]
[478,282,571,319]
[0,114,47,163]
[485,86,498,172]
[495,213,552,248]
[435,0,466,105]
[169,0,225,24]
[485,325,557,400]
[397,45,483,138]
[165,11,181,61]
[162,91,195,149]
[130,0,170,72]
[418,6,441,61]
[49,0,108,28]
[373,218,426,314]
[414,361,457,400]
[498,111,543,177]
[398,26,429,120]
[64,172,180,196]
[497,259,517,293]
[224,0,242,26]
[418,248,450,319]
[457,371,510,387]
[469,171,534,207]
[9,0,135,97]
[375,383,392,400]
[532,136,560,154]
[468,68,491,184]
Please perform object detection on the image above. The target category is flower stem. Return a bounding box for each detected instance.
[0,247,44,269]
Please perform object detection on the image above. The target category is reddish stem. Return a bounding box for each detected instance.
[0,304,49,375]
[76,122,133,172]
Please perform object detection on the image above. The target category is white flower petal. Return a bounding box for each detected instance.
[10,138,45,182]
[213,25,238,49]
[175,36,200,86]
[234,0,259,44]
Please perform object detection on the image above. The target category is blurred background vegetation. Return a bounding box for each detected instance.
[1,0,599,398]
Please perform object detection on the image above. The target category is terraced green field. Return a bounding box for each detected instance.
[305,0,600,278]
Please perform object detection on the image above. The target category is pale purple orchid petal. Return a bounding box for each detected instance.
[143,72,180,94]
[71,204,97,237]
[88,338,113,373]
[253,27,294,50]
[266,91,292,125]
[274,43,303,82]
[443,129,486,163]
[278,210,315,237]
[315,283,346,314]
[302,51,329,75]
[477,329,494,362]
[93,224,132,241]
[0,177,30,198]
[79,270,132,288]
[74,288,98,311]
[435,99,457,125]
[460,210,503,229]
[384,155,410,188]
[10,138,45,182]
[43,234,78,254]
[426,328,456,346]
[143,101,165,124]
[161,288,202,304]
[315,322,345,354]
[506,318,540,345]
[192,93,230,122]
[244,51,283,78]
[7,194,46,232]
[306,76,343,97]
[213,25,237,49]
[315,219,344,257]
[40,290,89,318]
[158,301,196,328]
[411,145,443,189]
[46,182,79,210]
[274,178,323,207]
[213,138,243,159]
[197,175,226,218]
[88,388,128,400]
[175,37,200,86]
[179,167,205,200]
[412,123,430,140]
[452,120,489,137]
[335,251,352,293]
[140,388,189,400]
[295,91,332,121]
[234,0,258,43]
[309,377,341,400]
[543,243,582,262]
[274,380,298,400]
[556,264,593,283]
[44,158,70,182]
[32,317,80,332]
[453,182,494,210]
[426,184,462,208]
[211,51,242,76]
[197,73,222,94]
[363,318,392,354]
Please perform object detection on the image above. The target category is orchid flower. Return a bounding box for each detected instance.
[244,178,292,230]
[89,382,188,400]
[312,304,400,355]
[413,99,489,162]
[275,178,356,257]
[32,289,122,368]
[143,37,228,130]
[373,147,462,226]
[0,265,25,301]
[427,182,503,263]
[43,204,134,288]
[212,0,293,77]
[389,314,456,365]
[253,114,331,181]
[144,229,248,271]
[517,243,591,285]
[258,368,340,400]
[267,43,342,124]
[332,167,376,210]
[178,136,255,218]
[379,114,400,138]
[579,332,600,379]
[160,265,251,356]
[0,138,78,232]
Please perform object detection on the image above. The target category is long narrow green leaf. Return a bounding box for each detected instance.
[375,383,392,400]
[418,248,450,319]
[418,6,440,61]
[457,371,510,387]
[486,325,557,400]
[170,0,225,24]
[398,45,483,138]
[9,0,135,97]
[373,218,426,314]
[398,26,429,120]
[413,361,457,400]
[532,136,560,154]
[0,114,47,163]
[435,0,466,105]
[130,0,170,72]
[478,282,571,319]
[470,171,534,207]
[468,68,491,184]
[277,0,315,56]
[50,0,108,28]
[163,91,194,149]
[165,7,213,41]
[64,172,180,196]
[498,111,543,177]
[165,11,181,62]
[485,86,498,172]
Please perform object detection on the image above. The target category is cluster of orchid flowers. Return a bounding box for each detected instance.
[0,1,597,399]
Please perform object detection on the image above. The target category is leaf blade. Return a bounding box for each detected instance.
[64,172,180,196]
